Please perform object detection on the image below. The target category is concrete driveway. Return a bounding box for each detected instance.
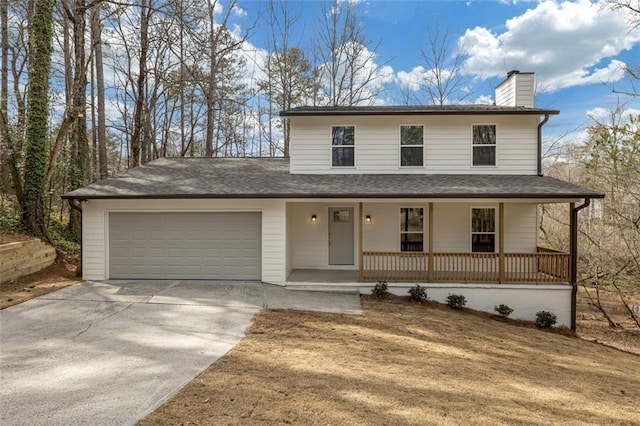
[0,280,361,426]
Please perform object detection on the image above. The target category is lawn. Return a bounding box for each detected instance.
[139,297,640,425]
[2,235,638,424]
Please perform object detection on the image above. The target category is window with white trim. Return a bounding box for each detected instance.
[471,208,495,252]
[331,126,355,167]
[400,207,424,251]
[400,125,424,167]
[472,124,496,166]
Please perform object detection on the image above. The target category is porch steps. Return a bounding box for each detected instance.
[285,285,361,294]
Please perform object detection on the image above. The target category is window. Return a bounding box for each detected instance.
[400,125,424,167]
[332,126,355,167]
[400,207,424,251]
[472,124,496,166]
[471,208,495,252]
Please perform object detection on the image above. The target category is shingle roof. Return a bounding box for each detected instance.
[280,105,559,117]
[62,157,604,200]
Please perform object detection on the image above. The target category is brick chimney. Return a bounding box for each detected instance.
[495,70,535,107]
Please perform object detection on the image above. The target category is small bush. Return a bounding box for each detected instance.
[446,294,466,309]
[494,304,514,318]
[0,198,22,234]
[371,281,388,298]
[535,311,557,328]
[408,284,428,302]
[47,217,80,257]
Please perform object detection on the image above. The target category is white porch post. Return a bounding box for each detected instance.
[428,202,434,281]
[359,202,363,281]
[499,202,505,284]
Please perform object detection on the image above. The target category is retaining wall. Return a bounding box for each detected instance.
[0,239,57,283]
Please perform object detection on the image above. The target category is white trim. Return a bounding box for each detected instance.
[330,124,356,168]
[471,123,498,167]
[398,124,425,168]
[284,197,582,204]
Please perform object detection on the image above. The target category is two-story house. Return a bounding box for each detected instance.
[63,71,604,328]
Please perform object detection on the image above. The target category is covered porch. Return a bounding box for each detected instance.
[287,249,569,284]
[285,200,573,286]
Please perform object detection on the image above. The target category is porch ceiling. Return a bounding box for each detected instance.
[63,157,604,200]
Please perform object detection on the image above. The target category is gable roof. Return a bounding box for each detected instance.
[62,157,603,200]
[280,105,559,117]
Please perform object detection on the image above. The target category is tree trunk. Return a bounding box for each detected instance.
[91,3,107,178]
[131,0,150,168]
[68,0,89,236]
[21,0,54,237]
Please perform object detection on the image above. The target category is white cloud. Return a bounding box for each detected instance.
[474,95,494,105]
[232,5,247,18]
[397,66,429,91]
[586,106,640,120]
[396,65,458,93]
[459,0,640,91]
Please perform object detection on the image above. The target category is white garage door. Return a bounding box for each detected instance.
[108,212,261,280]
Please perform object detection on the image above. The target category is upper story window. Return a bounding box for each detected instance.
[400,125,424,167]
[400,207,424,251]
[331,126,355,167]
[472,124,496,166]
[471,207,495,252]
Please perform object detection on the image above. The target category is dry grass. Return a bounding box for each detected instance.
[577,286,640,356]
[140,296,640,426]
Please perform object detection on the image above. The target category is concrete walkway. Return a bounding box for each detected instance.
[0,280,361,426]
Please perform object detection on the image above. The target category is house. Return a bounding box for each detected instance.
[63,71,604,328]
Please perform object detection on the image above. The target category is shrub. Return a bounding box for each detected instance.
[446,294,466,309]
[535,311,557,328]
[371,281,388,298]
[408,284,428,302]
[494,304,514,318]
[47,217,80,257]
[0,198,22,234]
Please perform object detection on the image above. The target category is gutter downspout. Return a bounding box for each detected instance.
[68,199,86,278]
[570,198,591,331]
[537,114,550,176]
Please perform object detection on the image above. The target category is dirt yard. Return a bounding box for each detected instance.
[0,235,79,309]
[139,296,640,426]
[577,286,640,355]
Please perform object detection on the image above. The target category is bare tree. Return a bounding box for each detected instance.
[418,21,470,105]
[91,1,107,178]
[606,1,640,97]
[314,0,387,106]
[1,0,30,204]
[258,0,314,156]
[543,103,640,329]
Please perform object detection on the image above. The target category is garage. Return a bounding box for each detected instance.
[108,212,261,280]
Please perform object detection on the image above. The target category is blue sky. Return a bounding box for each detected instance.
[234,0,640,141]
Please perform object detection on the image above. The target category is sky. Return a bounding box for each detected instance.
[232,0,640,142]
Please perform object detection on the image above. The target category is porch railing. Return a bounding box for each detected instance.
[361,250,570,283]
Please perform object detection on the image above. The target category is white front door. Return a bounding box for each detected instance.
[328,207,354,265]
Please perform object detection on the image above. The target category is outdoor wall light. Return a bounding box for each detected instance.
[365,215,372,224]
[311,214,317,223]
